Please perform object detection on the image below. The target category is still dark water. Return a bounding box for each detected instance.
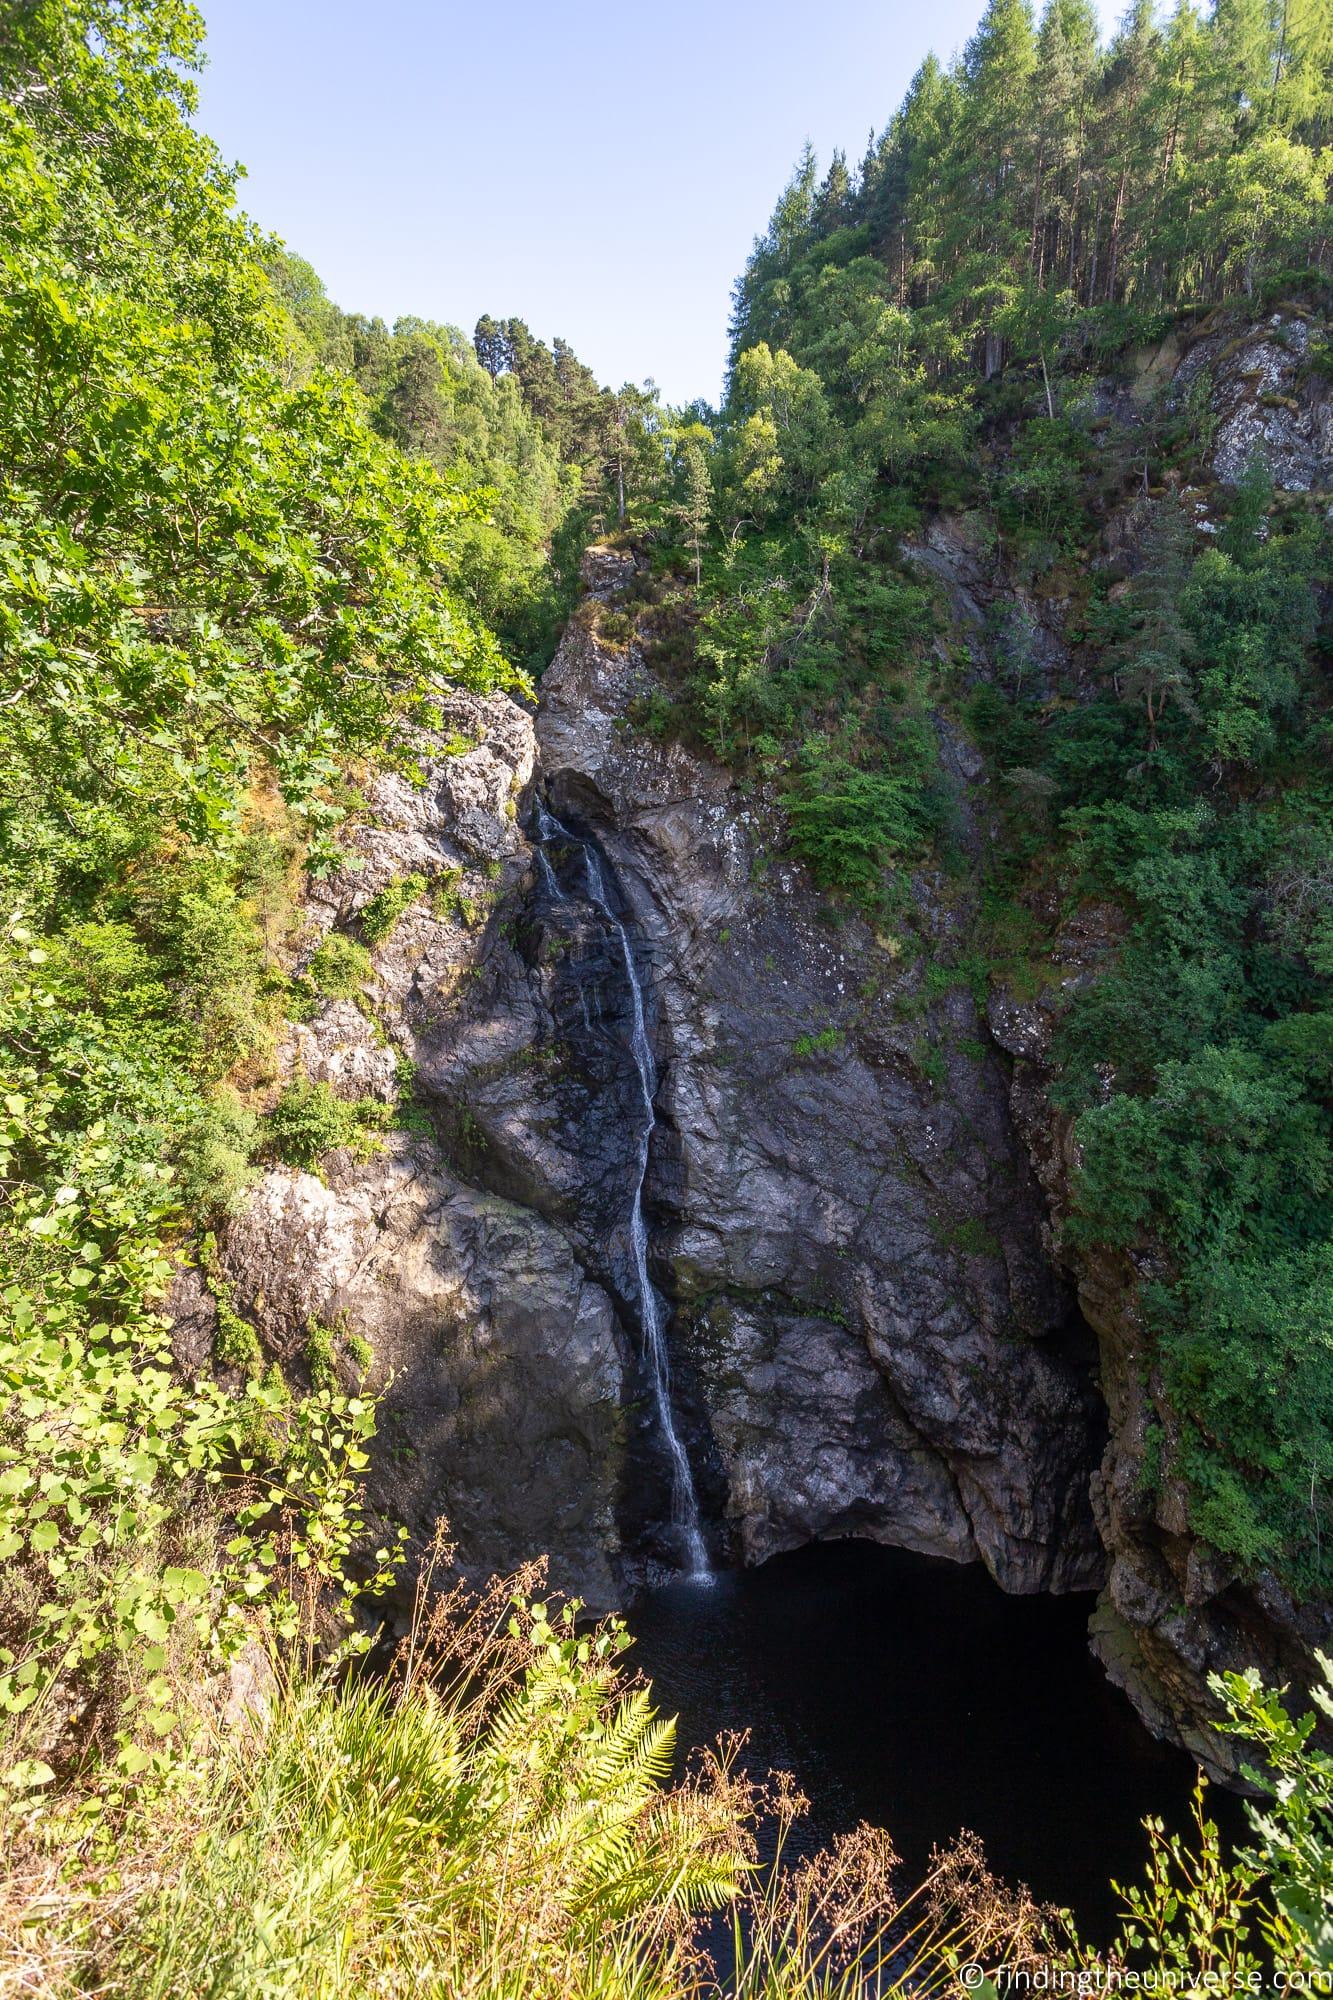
[628,1539,1238,1944]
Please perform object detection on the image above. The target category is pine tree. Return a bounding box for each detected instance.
[729,145,821,366]
[813,149,852,236]
[1033,0,1102,288]
[1272,0,1333,145]
[473,314,510,379]
[1112,495,1199,749]
[1212,0,1279,134]
[724,0,1327,391]
[952,0,1039,370]
[1095,0,1162,303]
[873,57,959,306]
[676,438,713,586]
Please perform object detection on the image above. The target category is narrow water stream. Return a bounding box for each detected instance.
[534,805,710,1575]
[628,1540,1242,1945]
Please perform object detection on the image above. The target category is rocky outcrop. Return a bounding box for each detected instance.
[524,587,1104,1592]
[190,690,629,1607]
[1169,307,1333,494]
[224,1143,625,1608]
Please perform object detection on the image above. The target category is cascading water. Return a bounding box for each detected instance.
[535,803,710,1578]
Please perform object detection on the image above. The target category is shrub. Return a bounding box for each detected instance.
[793,1026,842,1058]
[1214,1651,1333,1972]
[429,865,466,920]
[0,1004,399,1771]
[170,1087,260,1218]
[1060,1656,1333,1988]
[1055,792,1333,1593]
[595,604,636,648]
[265,1079,389,1172]
[11,1568,1052,1999]
[306,933,374,1001]
[359,873,428,947]
[995,415,1093,552]
[305,1318,337,1389]
[785,749,937,900]
[305,1314,371,1388]
[10,1565,1333,1998]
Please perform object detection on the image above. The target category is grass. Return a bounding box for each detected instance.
[4,1529,1331,1996]
[793,1026,843,1060]
[0,1537,1050,2000]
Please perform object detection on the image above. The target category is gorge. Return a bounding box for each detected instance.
[207,294,1331,1803]
[4,0,1332,1984]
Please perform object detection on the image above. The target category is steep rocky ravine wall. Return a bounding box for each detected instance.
[170,691,632,1609]
[531,555,1104,1595]
[991,982,1333,1774]
[179,566,1107,1617]
[918,307,1333,1774]
[176,305,1333,1771]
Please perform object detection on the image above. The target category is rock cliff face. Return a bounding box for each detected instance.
[177,692,629,1608]
[196,558,1104,1612]
[187,305,1331,1769]
[528,557,1103,1592]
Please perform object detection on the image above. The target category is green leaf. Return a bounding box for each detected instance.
[3,1760,54,1790]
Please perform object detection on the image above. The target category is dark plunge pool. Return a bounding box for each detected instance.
[627,1539,1241,1945]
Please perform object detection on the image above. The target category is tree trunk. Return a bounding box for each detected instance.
[1106,164,1129,302]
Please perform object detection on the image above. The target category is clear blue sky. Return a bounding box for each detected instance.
[196,0,1121,409]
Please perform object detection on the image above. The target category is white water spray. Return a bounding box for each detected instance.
[535,805,710,1577]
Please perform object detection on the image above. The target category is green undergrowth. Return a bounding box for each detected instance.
[265,1078,391,1174]
[3,1560,1331,1998]
[0,0,520,1787]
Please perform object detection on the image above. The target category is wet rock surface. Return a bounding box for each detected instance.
[526,600,1105,1593]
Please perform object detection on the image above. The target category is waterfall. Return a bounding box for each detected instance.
[535,804,710,1578]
